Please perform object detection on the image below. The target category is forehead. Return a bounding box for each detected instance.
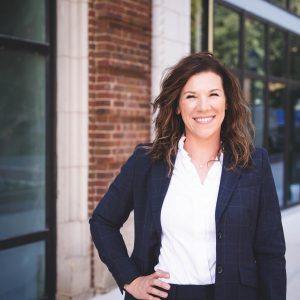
[183,72,223,90]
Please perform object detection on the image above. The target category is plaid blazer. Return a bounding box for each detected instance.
[90,146,286,300]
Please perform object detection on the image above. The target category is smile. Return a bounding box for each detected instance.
[193,116,215,124]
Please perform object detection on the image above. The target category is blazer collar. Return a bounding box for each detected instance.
[150,152,241,237]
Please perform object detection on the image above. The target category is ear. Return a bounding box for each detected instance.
[176,107,181,115]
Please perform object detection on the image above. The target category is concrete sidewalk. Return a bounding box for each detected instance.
[282,205,300,299]
[92,205,300,300]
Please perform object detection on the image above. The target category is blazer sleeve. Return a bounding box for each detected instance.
[89,147,142,292]
[254,148,286,300]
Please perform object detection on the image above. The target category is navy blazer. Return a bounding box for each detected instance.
[90,146,286,300]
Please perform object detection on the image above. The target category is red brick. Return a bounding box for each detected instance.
[88,0,151,288]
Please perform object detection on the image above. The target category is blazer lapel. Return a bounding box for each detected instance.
[150,159,172,237]
[215,153,241,224]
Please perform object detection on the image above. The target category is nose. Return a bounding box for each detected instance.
[196,96,210,110]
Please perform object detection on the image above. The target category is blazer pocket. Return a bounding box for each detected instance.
[239,264,258,288]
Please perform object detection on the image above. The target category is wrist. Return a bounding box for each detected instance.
[123,276,139,292]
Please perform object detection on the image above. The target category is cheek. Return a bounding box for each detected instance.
[218,101,226,117]
[179,100,194,115]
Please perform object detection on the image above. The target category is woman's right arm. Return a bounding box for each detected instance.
[90,147,171,299]
[89,149,140,291]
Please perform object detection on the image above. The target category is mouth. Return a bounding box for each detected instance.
[193,116,215,124]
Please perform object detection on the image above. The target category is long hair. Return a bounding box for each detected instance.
[150,52,254,173]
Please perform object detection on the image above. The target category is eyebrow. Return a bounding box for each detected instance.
[183,88,222,95]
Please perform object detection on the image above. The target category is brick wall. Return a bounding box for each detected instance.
[88,0,152,290]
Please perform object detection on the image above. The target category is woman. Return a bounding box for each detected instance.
[90,52,286,300]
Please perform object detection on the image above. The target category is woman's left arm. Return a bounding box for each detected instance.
[254,149,286,300]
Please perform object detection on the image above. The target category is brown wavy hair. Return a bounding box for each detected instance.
[150,52,254,173]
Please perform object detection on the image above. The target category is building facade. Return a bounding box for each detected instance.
[0,0,299,299]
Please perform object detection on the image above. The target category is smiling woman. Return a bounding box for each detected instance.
[176,72,226,183]
[90,52,286,300]
[151,52,254,175]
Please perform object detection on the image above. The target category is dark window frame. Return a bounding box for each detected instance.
[0,0,56,299]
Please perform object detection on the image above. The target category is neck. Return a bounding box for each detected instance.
[183,135,221,163]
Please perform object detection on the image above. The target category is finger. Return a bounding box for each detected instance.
[154,269,170,279]
[152,278,171,291]
[147,286,169,299]
[146,293,161,300]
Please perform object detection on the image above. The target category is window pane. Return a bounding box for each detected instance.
[290,0,300,16]
[191,0,204,53]
[289,86,300,204]
[269,27,286,77]
[0,49,46,239]
[0,241,45,299]
[244,78,264,147]
[268,82,286,207]
[245,18,265,75]
[214,4,239,68]
[0,0,46,42]
[290,34,300,81]
[268,0,288,8]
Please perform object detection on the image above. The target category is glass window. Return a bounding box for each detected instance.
[0,0,46,42]
[244,78,265,147]
[289,86,300,204]
[268,82,286,207]
[290,0,300,16]
[214,4,240,68]
[269,27,286,77]
[0,241,45,299]
[268,0,288,8]
[191,0,204,53]
[245,18,265,75]
[0,49,46,239]
[290,34,300,81]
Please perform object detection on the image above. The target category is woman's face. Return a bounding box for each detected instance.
[178,71,226,143]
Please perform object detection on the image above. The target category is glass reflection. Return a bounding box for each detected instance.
[290,0,300,16]
[191,0,204,53]
[244,78,264,147]
[0,49,46,239]
[0,0,46,42]
[269,27,286,77]
[268,82,286,206]
[268,0,288,8]
[290,34,300,81]
[0,242,45,299]
[214,4,239,68]
[245,18,265,75]
[289,86,300,204]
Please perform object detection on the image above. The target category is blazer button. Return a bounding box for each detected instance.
[217,265,223,274]
[217,231,222,239]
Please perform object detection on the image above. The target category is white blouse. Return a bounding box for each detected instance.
[154,136,223,284]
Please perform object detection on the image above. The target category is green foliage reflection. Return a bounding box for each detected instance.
[214,4,239,68]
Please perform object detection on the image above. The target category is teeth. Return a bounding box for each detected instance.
[194,117,214,123]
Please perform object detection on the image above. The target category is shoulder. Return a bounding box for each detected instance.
[250,147,270,171]
[126,143,153,168]
[132,143,152,159]
[251,147,268,161]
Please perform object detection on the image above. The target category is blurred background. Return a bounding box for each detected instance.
[0,0,299,299]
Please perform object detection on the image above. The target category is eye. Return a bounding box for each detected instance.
[186,94,195,99]
[210,93,219,97]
